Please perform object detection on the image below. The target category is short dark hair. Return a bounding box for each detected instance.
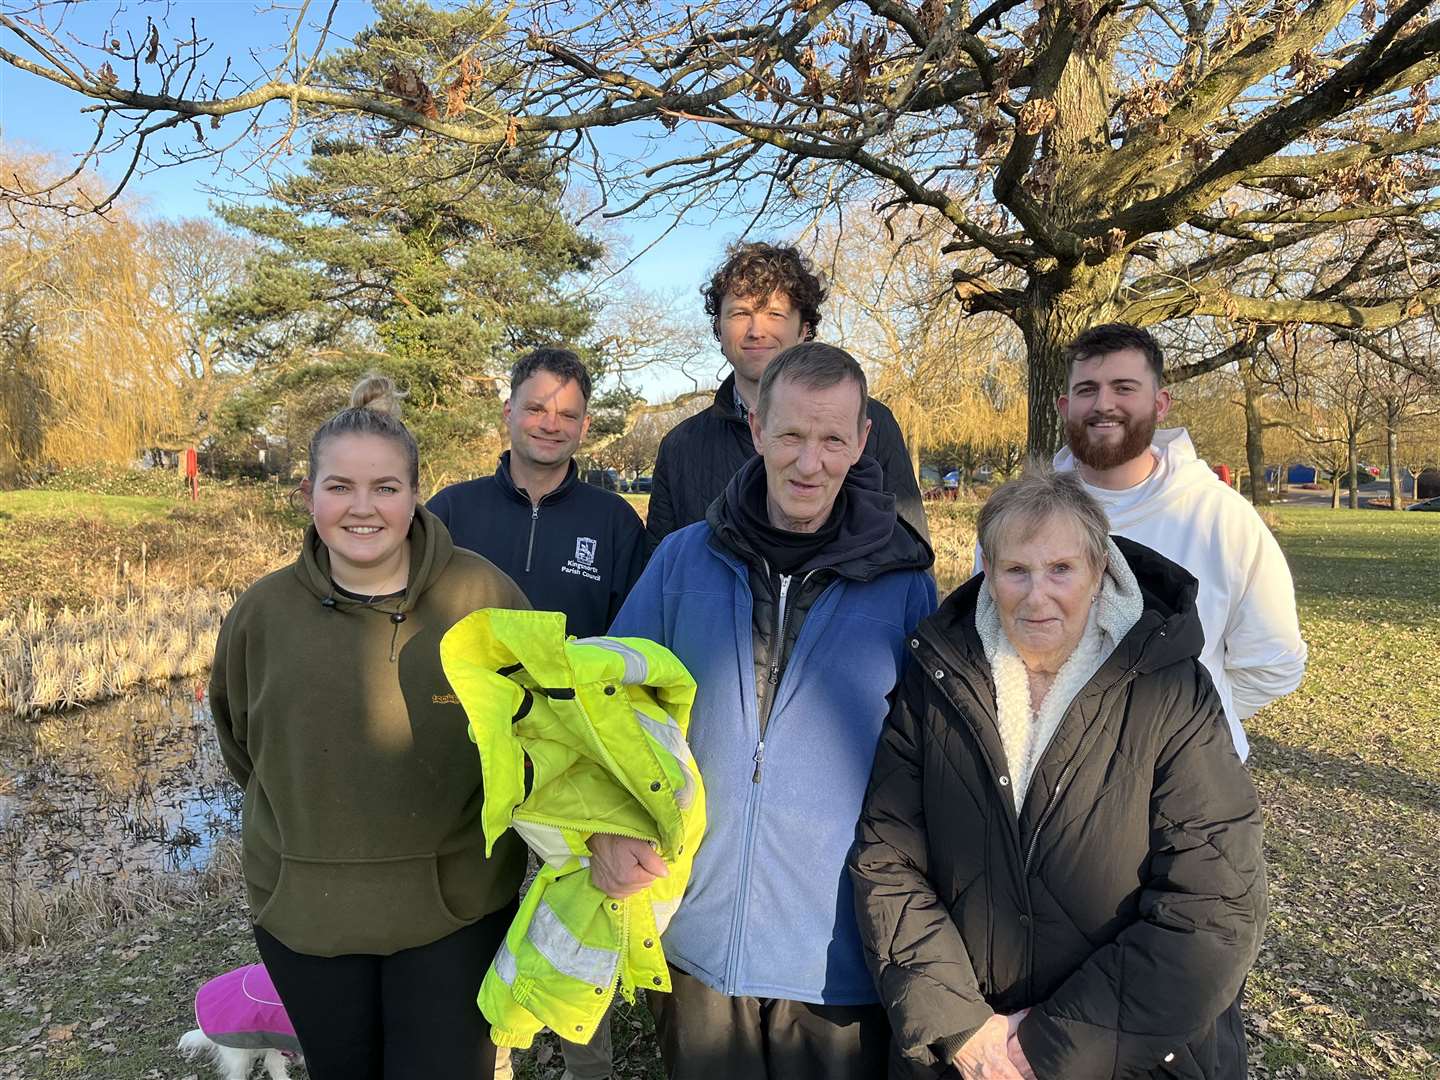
[1064,323,1164,385]
[702,241,827,340]
[756,342,868,432]
[509,347,592,404]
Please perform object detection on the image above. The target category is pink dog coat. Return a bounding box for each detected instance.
[194,963,301,1052]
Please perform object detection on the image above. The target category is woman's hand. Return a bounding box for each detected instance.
[588,834,668,898]
[952,1014,1025,1080]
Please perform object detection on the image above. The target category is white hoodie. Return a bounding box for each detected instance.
[1052,427,1307,759]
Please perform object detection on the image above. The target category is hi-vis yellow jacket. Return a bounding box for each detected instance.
[440,608,706,1049]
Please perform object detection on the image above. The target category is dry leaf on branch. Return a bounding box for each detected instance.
[918,0,946,35]
[1017,97,1058,135]
[445,56,481,118]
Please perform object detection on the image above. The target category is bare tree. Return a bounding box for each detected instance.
[819,208,1027,475]
[1349,324,1440,506]
[9,0,1440,449]
[598,393,712,476]
[1284,339,1374,509]
[146,217,255,445]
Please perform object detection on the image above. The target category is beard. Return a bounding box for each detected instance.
[1066,408,1157,471]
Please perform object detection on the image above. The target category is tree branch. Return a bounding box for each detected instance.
[1126,283,1440,328]
[1099,1,1440,238]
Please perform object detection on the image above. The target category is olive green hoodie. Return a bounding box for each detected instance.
[210,505,529,957]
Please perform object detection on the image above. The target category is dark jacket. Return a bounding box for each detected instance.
[849,537,1266,1079]
[428,452,646,638]
[646,372,929,552]
[609,460,937,1004]
[210,506,530,957]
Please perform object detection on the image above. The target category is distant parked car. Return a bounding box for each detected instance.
[1405,495,1440,511]
[631,475,653,494]
[583,468,620,492]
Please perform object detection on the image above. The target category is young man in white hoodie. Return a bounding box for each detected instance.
[1052,322,1308,760]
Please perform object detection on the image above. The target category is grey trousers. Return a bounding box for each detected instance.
[647,965,891,1080]
[492,1012,613,1080]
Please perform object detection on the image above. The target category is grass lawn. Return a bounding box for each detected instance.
[0,504,1435,1078]
[0,490,175,527]
[0,486,296,613]
[1242,508,1439,1080]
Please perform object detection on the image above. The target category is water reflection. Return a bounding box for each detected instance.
[0,574,984,894]
[0,684,239,887]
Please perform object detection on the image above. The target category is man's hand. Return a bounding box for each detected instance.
[951,1014,1024,1080]
[588,834,669,899]
[1005,1009,1036,1080]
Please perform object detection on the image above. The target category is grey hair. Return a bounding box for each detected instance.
[756,341,868,433]
[977,460,1110,573]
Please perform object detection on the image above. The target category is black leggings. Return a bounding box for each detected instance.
[254,901,515,1080]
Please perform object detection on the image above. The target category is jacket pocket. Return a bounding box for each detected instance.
[1155,1043,1208,1080]
[256,852,471,956]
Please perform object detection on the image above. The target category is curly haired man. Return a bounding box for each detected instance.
[645,241,929,551]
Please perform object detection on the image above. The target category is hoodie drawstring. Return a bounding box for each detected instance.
[389,611,406,662]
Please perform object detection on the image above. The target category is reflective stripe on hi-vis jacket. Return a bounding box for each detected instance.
[440,609,707,1048]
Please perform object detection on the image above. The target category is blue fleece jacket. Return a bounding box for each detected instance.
[609,521,936,1005]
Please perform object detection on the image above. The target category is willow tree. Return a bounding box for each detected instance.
[9,0,1440,448]
[0,154,183,479]
[819,209,1028,475]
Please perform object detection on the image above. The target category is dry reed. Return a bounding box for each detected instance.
[0,835,242,953]
[0,586,231,718]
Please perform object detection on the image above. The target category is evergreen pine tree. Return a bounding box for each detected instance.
[208,0,602,482]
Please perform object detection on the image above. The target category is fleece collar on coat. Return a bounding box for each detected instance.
[974,536,1144,812]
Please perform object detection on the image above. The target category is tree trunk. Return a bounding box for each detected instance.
[1388,427,1402,510]
[1020,322,1067,457]
[1347,431,1360,510]
[1016,270,1121,456]
[1331,477,1342,509]
[1242,368,1269,506]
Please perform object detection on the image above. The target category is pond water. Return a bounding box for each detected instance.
[0,684,240,888]
[0,571,978,894]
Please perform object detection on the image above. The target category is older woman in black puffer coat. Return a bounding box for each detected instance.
[849,464,1267,1080]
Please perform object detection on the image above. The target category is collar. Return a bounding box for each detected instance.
[494,450,579,507]
[710,373,750,428]
[733,380,750,421]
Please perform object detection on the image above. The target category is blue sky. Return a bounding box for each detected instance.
[0,0,756,399]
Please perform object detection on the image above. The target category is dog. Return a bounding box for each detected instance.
[177,962,303,1080]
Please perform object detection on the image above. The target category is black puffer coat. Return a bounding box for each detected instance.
[645,372,929,551]
[849,538,1266,1080]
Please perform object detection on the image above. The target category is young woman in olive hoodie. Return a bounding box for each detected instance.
[209,375,529,1080]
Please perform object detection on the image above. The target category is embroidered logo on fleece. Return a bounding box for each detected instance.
[562,536,603,582]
